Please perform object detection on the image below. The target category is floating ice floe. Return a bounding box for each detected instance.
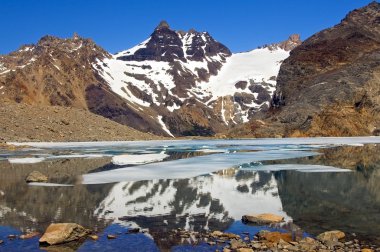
[27,182,73,187]
[82,150,320,184]
[112,152,169,165]
[240,164,351,173]
[8,157,45,164]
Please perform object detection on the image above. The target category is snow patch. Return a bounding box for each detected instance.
[157,115,174,137]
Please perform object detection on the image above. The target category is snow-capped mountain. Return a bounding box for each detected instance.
[92,21,300,136]
[0,21,301,137]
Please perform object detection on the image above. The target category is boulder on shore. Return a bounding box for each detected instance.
[39,223,89,245]
[25,171,48,183]
[316,230,345,242]
[242,213,284,224]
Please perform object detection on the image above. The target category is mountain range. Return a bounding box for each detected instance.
[0,1,379,140]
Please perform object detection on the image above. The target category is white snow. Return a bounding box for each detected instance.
[8,157,45,164]
[81,149,320,184]
[115,37,151,57]
[202,48,289,99]
[157,115,174,137]
[112,152,169,165]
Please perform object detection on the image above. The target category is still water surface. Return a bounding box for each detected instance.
[0,137,379,251]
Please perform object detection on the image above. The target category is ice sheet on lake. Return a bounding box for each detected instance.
[10,136,380,149]
[112,152,169,165]
[8,157,45,164]
[27,182,73,187]
[82,150,320,184]
[241,164,351,173]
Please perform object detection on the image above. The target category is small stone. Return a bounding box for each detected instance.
[230,239,246,249]
[361,249,373,252]
[211,231,223,237]
[208,241,216,246]
[316,230,345,242]
[89,235,99,241]
[223,248,232,252]
[20,231,39,239]
[252,243,261,249]
[237,248,253,252]
[107,234,117,239]
[25,171,48,183]
[0,239,3,244]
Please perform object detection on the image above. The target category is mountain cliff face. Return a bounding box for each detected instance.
[242,2,380,137]
[0,21,300,137]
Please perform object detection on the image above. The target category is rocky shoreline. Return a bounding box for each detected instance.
[1,222,379,252]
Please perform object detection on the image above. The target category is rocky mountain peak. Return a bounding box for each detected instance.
[116,23,231,62]
[155,20,170,30]
[260,34,302,51]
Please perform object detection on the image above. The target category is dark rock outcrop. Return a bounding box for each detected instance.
[250,2,380,137]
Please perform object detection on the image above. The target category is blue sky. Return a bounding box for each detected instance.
[0,0,375,54]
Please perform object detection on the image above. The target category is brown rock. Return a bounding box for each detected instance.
[88,235,98,241]
[25,171,48,183]
[237,248,253,252]
[361,249,373,252]
[211,230,223,237]
[317,230,345,242]
[39,223,89,245]
[20,231,40,239]
[242,213,284,224]
[259,231,292,243]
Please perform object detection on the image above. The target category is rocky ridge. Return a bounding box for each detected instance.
[243,1,380,138]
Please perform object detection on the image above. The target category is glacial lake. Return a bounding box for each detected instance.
[0,137,380,251]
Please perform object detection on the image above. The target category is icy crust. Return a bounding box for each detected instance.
[8,157,46,164]
[81,150,333,184]
[11,136,380,149]
[112,152,169,165]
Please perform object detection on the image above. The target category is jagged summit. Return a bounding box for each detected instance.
[116,22,231,62]
[259,34,302,51]
[155,20,170,30]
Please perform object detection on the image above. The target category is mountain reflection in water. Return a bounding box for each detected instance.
[0,139,379,250]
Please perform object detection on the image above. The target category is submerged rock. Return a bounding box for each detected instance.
[258,231,292,243]
[39,223,89,245]
[25,171,48,183]
[242,213,284,224]
[20,231,40,239]
[107,234,117,239]
[317,230,345,242]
